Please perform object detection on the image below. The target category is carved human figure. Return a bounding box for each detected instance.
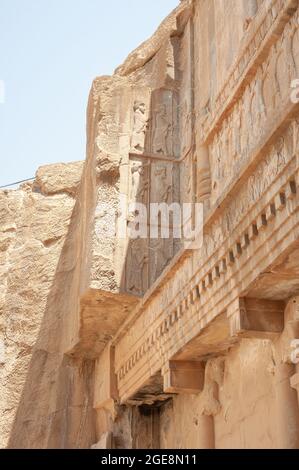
[226,115,233,162]
[127,238,148,295]
[131,101,148,153]
[154,166,172,203]
[181,100,192,156]
[274,136,286,173]
[196,139,211,202]
[275,38,292,101]
[241,87,251,153]
[210,134,222,195]
[217,126,228,185]
[150,238,172,283]
[130,162,149,204]
[214,132,222,175]
[182,159,192,200]
[232,103,242,160]
[291,21,299,76]
[152,104,172,155]
[252,72,266,135]
[261,58,274,120]
[292,119,299,154]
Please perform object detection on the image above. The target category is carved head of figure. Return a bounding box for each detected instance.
[133,100,146,114]
[154,166,167,180]
[156,104,167,117]
[131,163,146,177]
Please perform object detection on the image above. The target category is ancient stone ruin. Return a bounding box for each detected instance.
[1,0,299,449]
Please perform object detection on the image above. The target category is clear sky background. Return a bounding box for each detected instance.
[0,0,178,187]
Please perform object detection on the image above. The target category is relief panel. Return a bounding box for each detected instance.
[208,8,299,205]
[148,88,179,158]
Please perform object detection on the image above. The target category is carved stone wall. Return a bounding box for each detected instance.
[2,0,299,449]
[160,340,277,449]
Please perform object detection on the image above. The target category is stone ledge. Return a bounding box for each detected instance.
[66,288,140,359]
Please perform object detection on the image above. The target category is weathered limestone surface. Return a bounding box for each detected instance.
[160,340,277,449]
[2,0,299,449]
[0,162,97,448]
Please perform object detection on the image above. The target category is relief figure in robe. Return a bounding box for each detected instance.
[130,162,149,204]
[152,104,172,155]
[131,101,148,153]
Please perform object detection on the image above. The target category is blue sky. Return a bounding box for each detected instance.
[0,0,178,187]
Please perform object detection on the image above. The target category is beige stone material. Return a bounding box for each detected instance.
[2,0,299,449]
[163,361,204,394]
[35,162,84,196]
[94,344,118,415]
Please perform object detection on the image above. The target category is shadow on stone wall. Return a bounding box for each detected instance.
[7,193,97,448]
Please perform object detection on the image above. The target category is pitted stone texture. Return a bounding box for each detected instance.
[35,162,84,196]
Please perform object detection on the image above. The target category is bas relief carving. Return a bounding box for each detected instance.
[125,9,299,294]
[126,238,149,296]
[209,9,299,205]
[291,20,299,75]
[149,89,179,157]
[129,160,150,205]
[131,101,148,154]
[149,238,173,285]
[125,158,150,296]
[124,88,182,295]
[124,7,299,296]
[180,100,192,157]
[152,104,172,155]
[204,119,297,258]
[151,164,173,204]
[181,155,193,203]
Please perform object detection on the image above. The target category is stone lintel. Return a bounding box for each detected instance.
[229,298,285,339]
[163,360,205,394]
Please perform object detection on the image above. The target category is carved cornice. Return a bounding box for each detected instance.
[115,153,299,401]
[114,104,299,349]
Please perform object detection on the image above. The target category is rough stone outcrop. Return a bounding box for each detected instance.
[0,162,96,448]
[35,162,84,197]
